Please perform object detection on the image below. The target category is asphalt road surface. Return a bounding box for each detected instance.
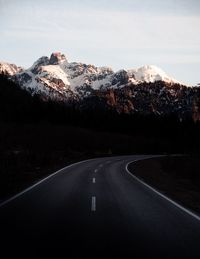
[0,155,200,258]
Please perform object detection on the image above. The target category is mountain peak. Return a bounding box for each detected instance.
[49,52,67,65]
[127,65,180,84]
[138,64,168,74]
[30,56,50,73]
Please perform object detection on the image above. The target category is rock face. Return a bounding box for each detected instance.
[49,52,67,65]
[30,56,50,74]
[0,52,200,121]
[0,62,23,76]
[97,81,200,119]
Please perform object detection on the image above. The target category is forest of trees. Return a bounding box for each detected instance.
[0,74,200,153]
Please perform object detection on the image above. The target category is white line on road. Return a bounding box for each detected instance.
[99,164,103,167]
[0,158,97,208]
[94,169,98,173]
[125,160,200,222]
[91,196,96,212]
[92,178,96,183]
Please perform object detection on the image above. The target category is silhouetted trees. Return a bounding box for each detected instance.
[0,74,199,154]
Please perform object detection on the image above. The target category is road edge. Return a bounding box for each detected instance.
[0,158,96,208]
[125,159,200,222]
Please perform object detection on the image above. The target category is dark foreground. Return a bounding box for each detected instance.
[1,155,200,259]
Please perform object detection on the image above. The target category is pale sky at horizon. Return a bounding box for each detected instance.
[0,0,200,85]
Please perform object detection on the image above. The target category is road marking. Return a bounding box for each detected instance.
[99,164,103,167]
[92,178,96,183]
[125,160,200,222]
[91,196,96,212]
[94,169,98,173]
[0,158,98,208]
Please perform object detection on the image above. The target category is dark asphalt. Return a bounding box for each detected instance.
[0,155,200,258]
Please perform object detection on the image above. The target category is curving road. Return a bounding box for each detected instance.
[0,155,200,258]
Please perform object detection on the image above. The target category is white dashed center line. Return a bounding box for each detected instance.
[92,178,96,183]
[94,169,98,173]
[91,196,96,212]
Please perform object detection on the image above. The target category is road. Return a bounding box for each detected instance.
[0,155,200,258]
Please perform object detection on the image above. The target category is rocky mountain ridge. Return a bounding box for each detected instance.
[0,52,199,121]
[0,52,182,99]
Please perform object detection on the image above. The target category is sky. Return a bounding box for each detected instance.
[0,0,200,85]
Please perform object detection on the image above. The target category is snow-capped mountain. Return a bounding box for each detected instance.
[1,52,183,101]
[1,52,199,121]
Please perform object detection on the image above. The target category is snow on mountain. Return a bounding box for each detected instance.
[1,52,184,101]
[127,65,181,84]
[1,52,198,121]
[14,53,115,98]
[0,61,23,76]
[61,62,114,92]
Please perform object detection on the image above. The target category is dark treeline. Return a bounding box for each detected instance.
[0,74,199,154]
